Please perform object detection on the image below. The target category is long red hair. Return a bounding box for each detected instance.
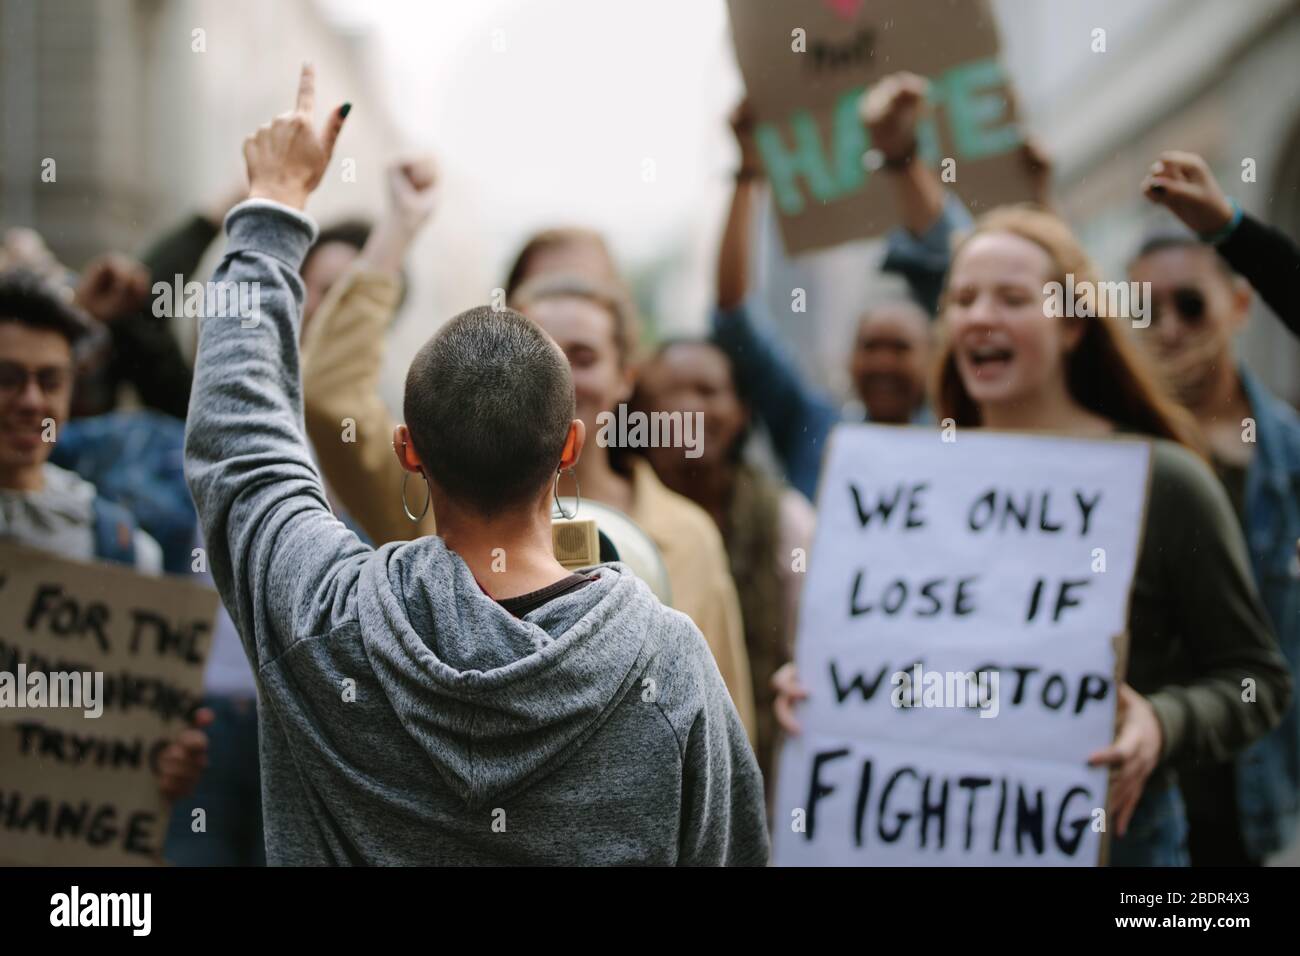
[933,205,1202,453]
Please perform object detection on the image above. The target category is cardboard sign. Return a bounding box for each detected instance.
[727,0,1034,253]
[772,426,1152,866]
[0,542,217,865]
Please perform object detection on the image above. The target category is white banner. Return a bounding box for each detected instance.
[772,425,1152,866]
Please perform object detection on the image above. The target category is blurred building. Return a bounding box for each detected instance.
[0,0,399,276]
[1003,0,1300,405]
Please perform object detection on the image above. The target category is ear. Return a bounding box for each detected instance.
[559,418,586,470]
[1227,276,1252,334]
[1061,315,1087,354]
[392,424,424,474]
[614,360,638,406]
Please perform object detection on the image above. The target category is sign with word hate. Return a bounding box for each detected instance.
[0,542,216,865]
[727,0,1034,253]
[773,426,1152,866]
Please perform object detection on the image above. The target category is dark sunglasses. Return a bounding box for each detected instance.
[1155,287,1206,324]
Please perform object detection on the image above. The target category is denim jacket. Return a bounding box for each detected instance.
[708,196,963,499]
[1236,367,1300,858]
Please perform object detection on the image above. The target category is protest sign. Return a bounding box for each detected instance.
[726,0,1035,253]
[772,426,1152,866]
[0,542,216,865]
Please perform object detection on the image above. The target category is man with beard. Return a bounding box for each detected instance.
[1130,150,1300,867]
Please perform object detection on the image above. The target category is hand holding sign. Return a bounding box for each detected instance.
[772,661,808,735]
[859,71,929,164]
[245,63,350,211]
[1087,683,1164,837]
[156,707,215,803]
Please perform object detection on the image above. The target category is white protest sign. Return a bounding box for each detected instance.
[773,425,1152,866]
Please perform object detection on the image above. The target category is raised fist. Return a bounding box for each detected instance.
[859,71,929,164]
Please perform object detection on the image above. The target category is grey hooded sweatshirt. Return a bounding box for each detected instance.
[183,200,769,866]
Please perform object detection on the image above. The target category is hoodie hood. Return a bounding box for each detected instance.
[357,537,658,809]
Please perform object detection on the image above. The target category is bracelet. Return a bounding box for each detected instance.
[1199,199,1242,245]
[882,147,917,171]
[875,136,919,172]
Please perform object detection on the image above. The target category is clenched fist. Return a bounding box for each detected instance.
[243,63,350,211]
[859,71,929,164]
[1141,151,1236,237]
[387,156,440,234]
[74,253,150,323]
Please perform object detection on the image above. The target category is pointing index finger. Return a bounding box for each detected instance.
[296,62,316,115]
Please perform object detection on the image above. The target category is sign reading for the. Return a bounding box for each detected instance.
[773,426,1151,866]
[0,543,216,866]
[727,0,1034,253]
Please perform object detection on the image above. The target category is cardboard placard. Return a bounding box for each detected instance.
[727,0,1035,253]
[772,426,1151,866]
[0,542,216,865]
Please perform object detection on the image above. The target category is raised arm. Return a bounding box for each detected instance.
[711,101,839,500]
[301,157,438,544]
[863,72,978,317]
[1144,150,1300,340]
[184,65,367,668]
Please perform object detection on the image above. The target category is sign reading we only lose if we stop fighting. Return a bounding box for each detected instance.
[727,0,1035,254]
[773,426,1153,866]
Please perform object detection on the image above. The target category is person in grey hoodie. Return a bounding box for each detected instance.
[183,65,768,866]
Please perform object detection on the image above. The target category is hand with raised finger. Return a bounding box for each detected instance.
[244,62,351,210]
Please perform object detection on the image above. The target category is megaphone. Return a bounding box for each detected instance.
[552,498,673,607]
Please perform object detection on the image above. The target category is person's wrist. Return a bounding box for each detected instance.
[247,182,310,211]
[882,136,918,171]
[1197,197,1241,245]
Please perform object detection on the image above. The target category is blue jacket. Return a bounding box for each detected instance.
[1236,367,1300,858]
[51,410,196,574]
[709,197,965,500]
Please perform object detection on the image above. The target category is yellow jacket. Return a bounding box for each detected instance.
[299,269,756,740]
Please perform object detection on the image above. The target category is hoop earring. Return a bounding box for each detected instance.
[402,471,431,522]
[553,467,580,520]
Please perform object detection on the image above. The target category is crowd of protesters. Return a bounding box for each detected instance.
[1,59,1297,867]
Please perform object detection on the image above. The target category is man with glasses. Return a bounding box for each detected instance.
[1131,151,1300,867]
[0,269,162,568]
[0,268,217,814]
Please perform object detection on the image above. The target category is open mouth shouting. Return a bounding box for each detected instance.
[961,339,1017,380]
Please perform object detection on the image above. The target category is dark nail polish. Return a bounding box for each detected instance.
[340,103,352,118]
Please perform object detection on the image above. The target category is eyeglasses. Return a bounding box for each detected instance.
[0,360,73,398]
[1153,288,1207,326]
